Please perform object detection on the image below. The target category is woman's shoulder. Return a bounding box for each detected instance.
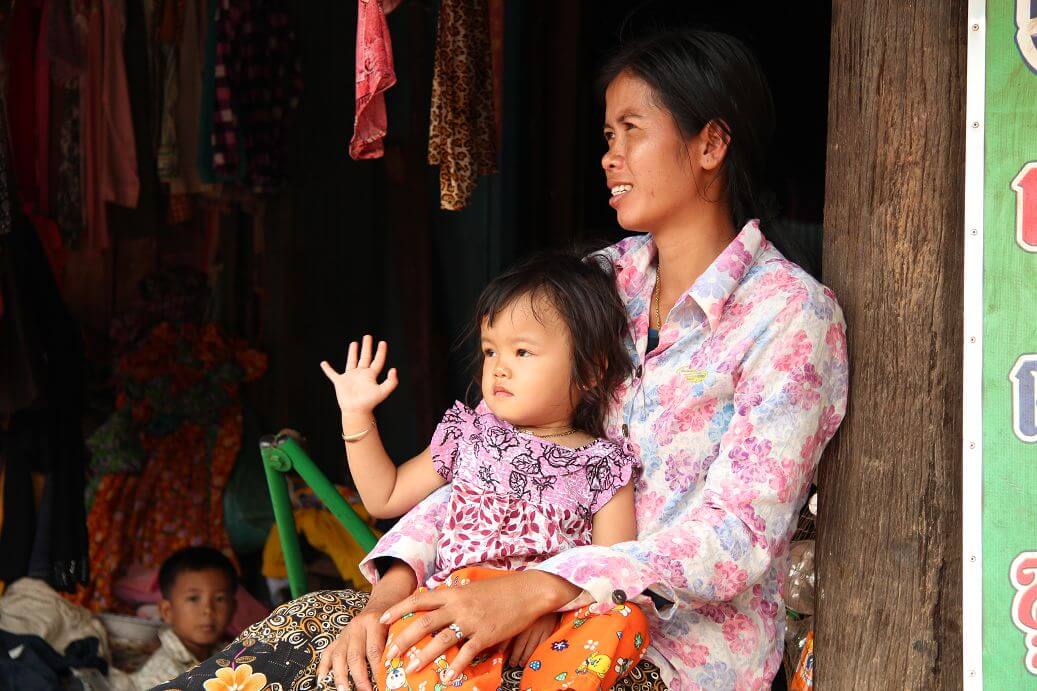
[745,240,846,329]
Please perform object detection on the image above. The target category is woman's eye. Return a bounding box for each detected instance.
[603,131,614,142]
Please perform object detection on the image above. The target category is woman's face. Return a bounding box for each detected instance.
[602,71,712,233]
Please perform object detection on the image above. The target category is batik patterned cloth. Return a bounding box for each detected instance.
[364,220,850,690]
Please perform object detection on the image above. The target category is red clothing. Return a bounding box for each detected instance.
[349,0,396,160]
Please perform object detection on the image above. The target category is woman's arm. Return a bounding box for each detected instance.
[322,336,446,518]
[591,481,637,546]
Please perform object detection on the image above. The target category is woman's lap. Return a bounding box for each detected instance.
[155,590,667,690]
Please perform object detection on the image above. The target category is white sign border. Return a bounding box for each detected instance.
[963,1,986,688]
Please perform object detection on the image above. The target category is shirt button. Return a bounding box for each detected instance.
[612,589,628,604]
[635,365,643,379]
[621,424,629,437]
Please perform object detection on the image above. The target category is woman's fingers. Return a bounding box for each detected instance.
[319,360,339,382]
[361,619,387,687]
[384,610,452,663]
[346,629,374,691]
[328,637,351,691]
[379,589,443,628]
[370,340,388,373]
[346,341,359,370]
[358,335,374,368]
[379,368,398,395]
[445,638,486,681]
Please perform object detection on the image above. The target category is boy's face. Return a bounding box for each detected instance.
[158,568,236,658]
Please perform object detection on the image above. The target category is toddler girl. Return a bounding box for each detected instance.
[320,253,649,690]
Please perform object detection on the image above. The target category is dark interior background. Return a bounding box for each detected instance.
[60,0,833,485]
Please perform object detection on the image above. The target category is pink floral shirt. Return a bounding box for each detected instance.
[361,220,849,690]
[367,402,638,586]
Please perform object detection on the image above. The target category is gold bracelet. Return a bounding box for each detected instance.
[341,417,377,443]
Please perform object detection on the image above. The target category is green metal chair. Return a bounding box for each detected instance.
[259,433,379,599]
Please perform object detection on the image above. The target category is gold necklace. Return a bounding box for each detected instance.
[653,263,663,329]
[518,426,578,439]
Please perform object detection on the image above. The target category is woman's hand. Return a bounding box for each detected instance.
[507,612,561,667]
[317,562,416,691]
[379,570,581,681]
[320,335,399,418]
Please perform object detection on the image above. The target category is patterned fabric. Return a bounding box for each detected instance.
[73,322,267,611]
[349,0,396,160]
[154,589,667,690]
[364,221,849,690]
[211,0,302,192]
[381,566,650,691]
[363,402,638,587]
[54,83,84,244]
[428,0,497,210]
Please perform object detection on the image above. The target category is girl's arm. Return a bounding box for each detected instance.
[322,336,446,518]
[591,481,637,546]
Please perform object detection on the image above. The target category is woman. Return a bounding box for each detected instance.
[158,28,847,691]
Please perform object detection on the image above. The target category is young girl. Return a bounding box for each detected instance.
[320,253,650,690]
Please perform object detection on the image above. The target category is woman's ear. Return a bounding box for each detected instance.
[698,120,731,172]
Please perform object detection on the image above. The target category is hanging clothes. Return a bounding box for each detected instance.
[427,0,498,210]
[75,314,266,611]
[80,0,140,250]
[349,0,396,160]
[209,0,302,192]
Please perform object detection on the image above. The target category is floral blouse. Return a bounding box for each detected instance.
[365,402,638,586]
[360,220,849,690]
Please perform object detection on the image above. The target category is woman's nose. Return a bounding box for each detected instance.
[602,145,622,172]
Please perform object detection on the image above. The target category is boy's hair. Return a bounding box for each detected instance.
[472,251,634,438]
[158,547,237,599]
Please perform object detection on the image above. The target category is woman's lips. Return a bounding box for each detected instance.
[609,189,630,208]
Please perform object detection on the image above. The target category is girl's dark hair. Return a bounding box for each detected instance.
[472,252,633,439]
[599,28,777,227]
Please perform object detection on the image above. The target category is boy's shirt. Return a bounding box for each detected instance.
[131,627,201,690]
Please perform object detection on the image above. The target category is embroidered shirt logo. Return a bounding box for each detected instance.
[677,366,709,383]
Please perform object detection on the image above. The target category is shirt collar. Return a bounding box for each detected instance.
[159,626,201,667]
[612,219,766,333]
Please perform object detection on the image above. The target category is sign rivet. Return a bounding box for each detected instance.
[971,23,980,31]
[969,336,976,343]
[970,228,978,236]
[970,555,977,563]
[972,121,981,128]
[969,441,975,449]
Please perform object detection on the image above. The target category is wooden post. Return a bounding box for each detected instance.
[817,2,965,688]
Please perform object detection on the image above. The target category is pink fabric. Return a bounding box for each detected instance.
[81,0,139,250]
[349,0,396,159]
[368,401,638,588]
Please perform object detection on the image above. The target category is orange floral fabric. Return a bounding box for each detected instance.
[381,567,650,691]
[73,323,265,612]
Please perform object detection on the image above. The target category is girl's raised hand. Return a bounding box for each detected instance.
[321,335,399,417]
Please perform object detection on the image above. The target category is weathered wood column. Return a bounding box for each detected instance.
[817,2,966,688]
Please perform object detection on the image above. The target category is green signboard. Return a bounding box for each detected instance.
[966,1,1037,687]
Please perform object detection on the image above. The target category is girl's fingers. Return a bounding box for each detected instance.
[358,335,374,368]
[370,340,388,373]
[379,368,398,395]
[319,361,338,381]
[346,341,359,370]
[506,633,523,667]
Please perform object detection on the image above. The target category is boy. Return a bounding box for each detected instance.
[131,547,237,689]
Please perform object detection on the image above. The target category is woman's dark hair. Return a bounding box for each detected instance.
[599,28,777,227]
[471,252,633,439]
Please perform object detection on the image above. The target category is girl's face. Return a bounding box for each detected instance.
[480,294,579,428]
[602,71,718,233]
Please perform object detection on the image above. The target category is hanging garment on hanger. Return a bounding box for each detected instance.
[349,0,396,160]
[428,0,497,210]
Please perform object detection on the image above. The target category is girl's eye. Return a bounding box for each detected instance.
[483,349,496,357]
[516,349,530,357]
[187,595,199,602]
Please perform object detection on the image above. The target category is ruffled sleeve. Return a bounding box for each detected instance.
[588,441,640,515]
[429,401,476,482]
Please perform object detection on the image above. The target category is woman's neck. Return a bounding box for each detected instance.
[653,207,738,312]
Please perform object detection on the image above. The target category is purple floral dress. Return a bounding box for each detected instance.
[378,401,639,586]
[361,220,850,690]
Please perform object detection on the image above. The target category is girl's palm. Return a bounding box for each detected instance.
[321,335,399,415]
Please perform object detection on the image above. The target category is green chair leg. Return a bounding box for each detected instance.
[260,434,378,600]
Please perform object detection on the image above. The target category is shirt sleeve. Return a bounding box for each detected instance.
[588,445,640,515]
[429,401,474,482]
[533,301,848,617]
[359,484,451,586]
